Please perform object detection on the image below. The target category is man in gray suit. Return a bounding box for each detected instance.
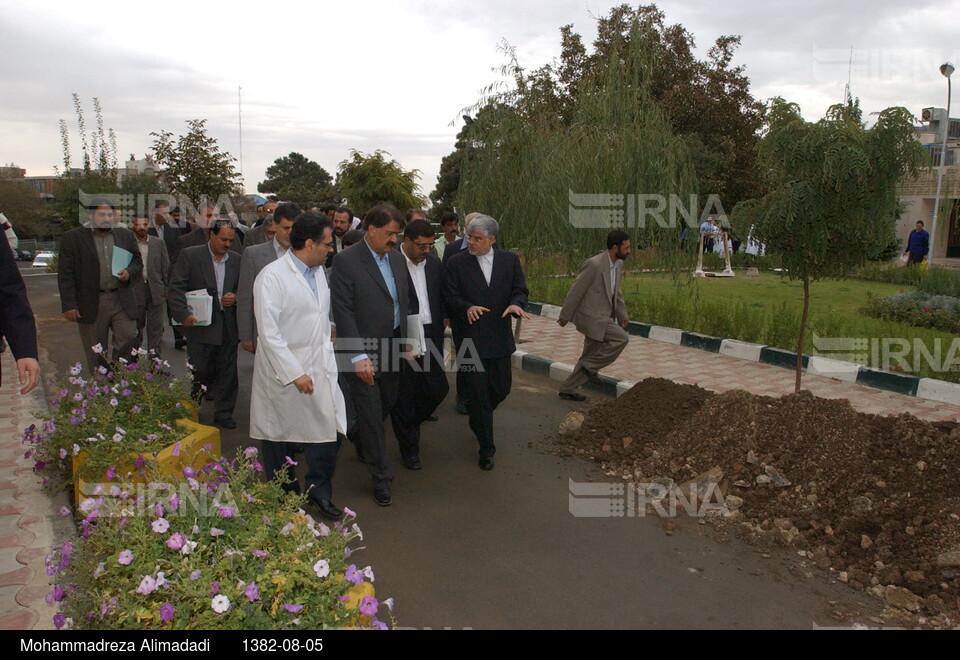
[168,220,242,429]
[238,203,300,354]
[132,213,170,356]
[242,215,275,248]
[330,204,409,507]
[557,230,631,401]
[58,197,143,374]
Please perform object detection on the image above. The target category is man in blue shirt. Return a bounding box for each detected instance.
[905,221,930,265]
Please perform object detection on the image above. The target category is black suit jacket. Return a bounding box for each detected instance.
[441,237,466,264]
[330,240,410,370]
[0,239,37,386]
[167,245,240,346]
[57,226,143,323]
[149,223,187,266]
[442,249,527,359]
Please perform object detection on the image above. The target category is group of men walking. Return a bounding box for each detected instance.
[54,197,633,519]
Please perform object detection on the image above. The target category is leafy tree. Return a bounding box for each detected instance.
[336,150,424,215]
[734,98,928,392]
[151,119,241,205]
[258,152,338,208]
[434,4,766,227]
[0,180,49,239]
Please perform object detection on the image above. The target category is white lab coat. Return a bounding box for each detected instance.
[250,252,346,443]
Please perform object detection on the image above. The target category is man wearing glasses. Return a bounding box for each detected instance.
[389,219,449,470]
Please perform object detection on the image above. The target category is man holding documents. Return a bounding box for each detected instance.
[168,220,242,429]
[389,219,448,470]
[58,197,143,374]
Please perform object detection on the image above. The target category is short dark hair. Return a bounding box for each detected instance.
[87,196,116,211]
[290,212,332,250]
[274,202,302,223]
[335,206,353,220]
[440,211,458,227]
[607,230,629,250]
[404,219,435,241]
[154,200,170,209]
[209,219,235,235]
[342,229,363,248]
[321,204,337,214]
[170,206,181,214]
[916,220,925,226]
[405,208,427,223]
[364,204,405,231]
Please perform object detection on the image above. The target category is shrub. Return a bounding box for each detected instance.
[860,291,960,333]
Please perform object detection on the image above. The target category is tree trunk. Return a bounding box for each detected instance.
[795,277,810,393]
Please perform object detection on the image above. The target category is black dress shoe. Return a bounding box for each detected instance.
[214,418,237,430]
[426,414,439,422]
[479,456,495,471]
[175,339,187,350]
[455,400,469,415]
[310,498,343,521]
[373,488,392,506]
[402,455,422,471]
[558,392,587,402]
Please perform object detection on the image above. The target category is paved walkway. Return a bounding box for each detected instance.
[6,307,960,629]
[0,349,61,630]
[516,314,960,423]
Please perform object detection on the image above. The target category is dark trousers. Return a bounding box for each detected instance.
[262,438,341,501]
[347,369,399,490]
[462,356,512,459]
[186,334,238,422]
[390,338,450,459]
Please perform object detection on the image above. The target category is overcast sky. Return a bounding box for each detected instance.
[0,0,956,204]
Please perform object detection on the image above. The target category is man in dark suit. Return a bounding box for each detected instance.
[390,219,449,470]
[443,214,529,470]
[132,213,170,356]
[152,201,189,349]
[58,197,143,375]
[238,203,300,354]
[330,204,409,506]
[0,234,40,393]
[442,211,478,415]
[168,220,242,429]
[177,202,244,256]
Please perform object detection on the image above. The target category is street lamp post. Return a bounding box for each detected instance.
[930,61,954,266]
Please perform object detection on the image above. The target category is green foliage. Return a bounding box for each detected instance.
[861,291,960,333]
[435,4,766,233]
[336,150,424,215]
[856,262,960,298]
[258,152,338,208]
[733,97,929,390]
[0,179,49,239]
[151,120,242,205]
[50,171,120,233]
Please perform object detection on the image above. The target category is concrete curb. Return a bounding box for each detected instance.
[524,302,960,405]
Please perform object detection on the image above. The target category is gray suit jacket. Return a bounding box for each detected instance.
[136,235,170,308]
[243,225,268,247]
[167,245,240,346]
[237,240,283,342]
[559,251,628,342]
[329,240,410,371]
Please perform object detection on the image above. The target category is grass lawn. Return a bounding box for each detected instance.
[530,271,960,381]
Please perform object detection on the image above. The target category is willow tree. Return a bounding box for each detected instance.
[735,98,928,392]
[457,23,698,267]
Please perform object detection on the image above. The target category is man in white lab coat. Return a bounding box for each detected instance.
[250,212,347,520]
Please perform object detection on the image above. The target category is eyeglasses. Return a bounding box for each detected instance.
[413,241,435,251]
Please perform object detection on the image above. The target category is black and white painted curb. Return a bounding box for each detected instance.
[516,301,960,407]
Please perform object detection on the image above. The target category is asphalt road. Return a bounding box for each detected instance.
[22,265,879,629]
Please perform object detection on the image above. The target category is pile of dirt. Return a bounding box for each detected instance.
[557,378,960,628]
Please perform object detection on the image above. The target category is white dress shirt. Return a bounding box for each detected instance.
[477,250,494,286]
[403,253,432,325]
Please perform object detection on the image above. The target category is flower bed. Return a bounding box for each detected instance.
[48,452,391,630]
[31,354,393,630]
